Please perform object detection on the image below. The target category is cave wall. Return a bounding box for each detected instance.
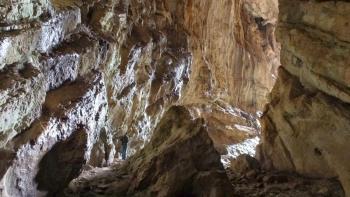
[179,0,280,155]
[0,0,279,195]
[107,0,280,155]
[4,0,349,196]
[259,0,350,195]
[0,1,117,195]
[181,0,279,113]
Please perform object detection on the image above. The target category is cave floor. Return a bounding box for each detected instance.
[226,169,344,197]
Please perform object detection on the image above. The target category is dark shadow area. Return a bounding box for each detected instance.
[35,127,88,196]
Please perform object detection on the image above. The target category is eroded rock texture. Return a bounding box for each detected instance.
[105,0,192,155]
[0,0,281,196]
[259,0,350,195]
[66,106,234,196]
[181,0,279,112]
[179,0,279,162]
[0,1,114,195]
[102,0,280,159]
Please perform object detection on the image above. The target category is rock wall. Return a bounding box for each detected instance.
[89,0,280,158]
[0,1,115,195]
[0,0,193,195]
[181,0,279,112]
[103,0,191,156]
[179,0,279,160]
[0,0,280,195]
[258,0,350,195]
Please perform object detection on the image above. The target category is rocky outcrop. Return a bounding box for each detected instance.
[2,0,350,196]
[259,0,350,195]
[0,64,46,148]
[66,106,234,196]
[0,0,194,194]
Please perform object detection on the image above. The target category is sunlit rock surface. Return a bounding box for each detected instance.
[0,1,114,195]
[0,0,281,195]
[102,0,279,158]
[0,64,46,148]
[0,0,349,195]
[66,106,234,196]
[0,73,112,196]
[259,0,350,195]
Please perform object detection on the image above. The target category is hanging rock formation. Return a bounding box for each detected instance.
[258,0,350,195]
[181,0,279,112]
[179,0,279,161]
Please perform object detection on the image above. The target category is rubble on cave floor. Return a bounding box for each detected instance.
[226,155,345,197]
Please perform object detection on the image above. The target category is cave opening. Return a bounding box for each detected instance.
[0,0,348,196]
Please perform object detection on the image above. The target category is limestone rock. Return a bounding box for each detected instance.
[230,154,260,175]
[259,0,350,195]
[0,8,81,69]
[0,0,51,25]
[66,106,234,196]
[104,0,192,156]
[259,68,350,195]
[103,0,279,157]
[0,72,112,196]
[39,33,102,90]
[181,0,279,113]
[227,169,344,196]
[0,63,46,148]
[186,101,261,165]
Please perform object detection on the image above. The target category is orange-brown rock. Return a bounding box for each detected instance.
[259,0,350,195]
[181,0,279,113]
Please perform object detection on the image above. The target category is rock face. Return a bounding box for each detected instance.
[102,0,192,156]
[0,1,114,195]
[0,0,280,195]
[181,0,279,113]
[66,106,234,196]
[0,72,113,196]
[179,0,280,162]
[258,0,350,195]
[102,0,280,158]
[8,0,349,196]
